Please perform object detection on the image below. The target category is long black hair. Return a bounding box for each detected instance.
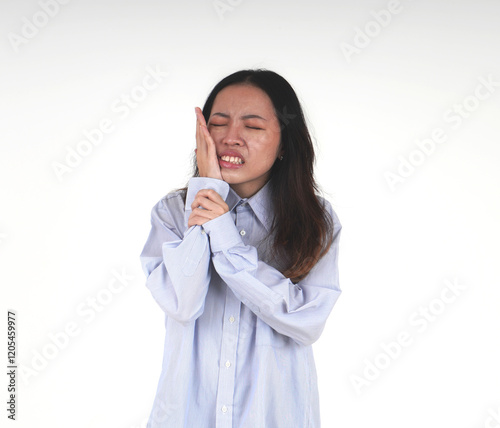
[195,69,333,282]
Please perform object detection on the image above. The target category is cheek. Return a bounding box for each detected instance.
[266,117,282,136]
[208,126,227,139]
[254,145,280,169]
[208,129,220,139]
[262,136,281,159]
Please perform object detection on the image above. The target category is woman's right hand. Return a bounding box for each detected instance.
[195,107,223,180]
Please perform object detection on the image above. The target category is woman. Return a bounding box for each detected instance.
[140,69,342,427]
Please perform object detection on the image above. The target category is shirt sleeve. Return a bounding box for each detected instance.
[202,201,342,347]
[139,178,230,325]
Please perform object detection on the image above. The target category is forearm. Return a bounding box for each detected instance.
[203,211,342,346]
[141,225,211,324]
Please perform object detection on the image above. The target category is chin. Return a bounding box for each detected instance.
[221,172,243,183]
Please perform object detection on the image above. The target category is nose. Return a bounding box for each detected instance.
[220,121,243,146]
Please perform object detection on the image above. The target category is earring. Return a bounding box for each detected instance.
[279,155,284,161]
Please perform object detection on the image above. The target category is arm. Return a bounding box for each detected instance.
[139,105,227,324]
[202,202,342,346]
[140,178,229,324]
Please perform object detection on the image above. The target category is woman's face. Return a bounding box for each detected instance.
[207,84,282,198]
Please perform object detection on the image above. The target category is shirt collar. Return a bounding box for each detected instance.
[226,181,273,232]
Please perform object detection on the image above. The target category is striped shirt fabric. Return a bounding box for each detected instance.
[140,177,342,427]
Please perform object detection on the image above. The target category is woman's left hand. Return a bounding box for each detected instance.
[188,189,229,227]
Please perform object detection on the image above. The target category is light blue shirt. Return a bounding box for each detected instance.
[140,177,342,428]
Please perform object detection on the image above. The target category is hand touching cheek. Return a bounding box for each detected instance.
[195,107,223,180]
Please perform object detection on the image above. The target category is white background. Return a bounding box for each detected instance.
[1,1,499,427]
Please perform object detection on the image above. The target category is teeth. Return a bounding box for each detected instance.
[221,155,243,164]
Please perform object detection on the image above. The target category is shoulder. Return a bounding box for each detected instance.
[150,188,187,231]
[157,188,186,212]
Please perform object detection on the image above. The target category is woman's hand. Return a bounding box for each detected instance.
[195,107,223,180]
[188,189,229,227]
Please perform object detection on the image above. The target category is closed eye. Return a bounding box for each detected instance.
[210,124,263,130]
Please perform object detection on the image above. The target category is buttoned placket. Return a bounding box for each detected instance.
[214,200,251,428]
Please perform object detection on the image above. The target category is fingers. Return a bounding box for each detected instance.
[195,188,227,204]
[188,212,218,227]
[187,208,223,227]
[195,108,204,153]
[202,125,218,160]
[189,189,229,227]
[191,196,220,213]
[195,107,209,153]
[188,212,207,228]
[196,110,215,152]
[194,107,222,180]
[195,107,207,128]
[191,189,229,213]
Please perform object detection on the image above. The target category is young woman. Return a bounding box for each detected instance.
[140,69,342,427]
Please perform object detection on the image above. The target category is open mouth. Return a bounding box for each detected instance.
[219,155,244,165]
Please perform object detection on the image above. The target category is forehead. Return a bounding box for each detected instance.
[211,84,276,115]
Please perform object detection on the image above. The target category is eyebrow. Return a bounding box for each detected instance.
[211,112,268,121]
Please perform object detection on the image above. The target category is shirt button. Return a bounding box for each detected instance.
[221,405,228,413]
[229,316,235,323]
[225,360,231,368]
[201,230,206,235]
[240,230,246,236]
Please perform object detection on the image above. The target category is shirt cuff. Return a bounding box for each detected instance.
[185,177,230,211]
[202,211,243,253]
[162,225,209,277]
